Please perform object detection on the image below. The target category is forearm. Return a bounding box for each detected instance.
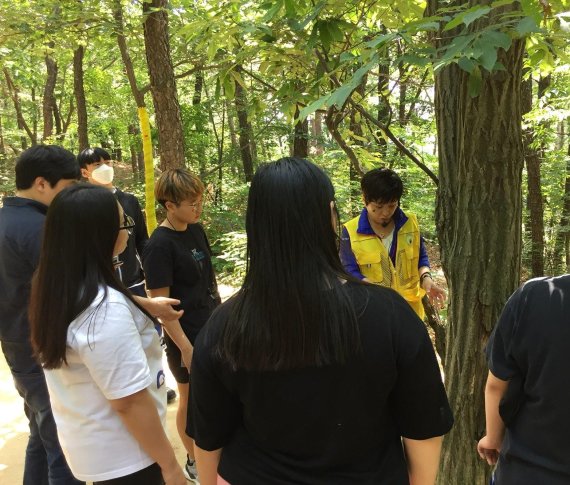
[403,436,443,485]
[194,446,222,485]
[111,389,178,475]
[162,318,192,353]
[484,372,508,444]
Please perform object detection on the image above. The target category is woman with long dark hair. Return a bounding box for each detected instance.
[187,158,453,485]
[30,184,185,485]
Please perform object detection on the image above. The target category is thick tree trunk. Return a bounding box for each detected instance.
[431,4,525,484]
[42,49,58,140]
[74,45,89,151]
[293,105,309,158]
[234,66,254,182]
[143,0,185,170]
[522,77,545,277]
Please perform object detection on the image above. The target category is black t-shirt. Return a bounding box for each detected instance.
[188,282,453,484]
[142,224,220,343]
[115,189,148,287]
[487,275,570,484]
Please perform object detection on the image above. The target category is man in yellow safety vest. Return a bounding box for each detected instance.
[340,168,445,319]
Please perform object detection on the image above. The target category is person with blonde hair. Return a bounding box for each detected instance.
[143,168,220,482]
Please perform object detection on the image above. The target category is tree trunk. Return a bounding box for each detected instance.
[193,71,207,178]
[74,45,89,151]
[522,76,545,277]
[293,105,309,158]
[42,47,58,140]
[4,68,35,147]
[310,111,324,155]
[431,3,525,484]
[397,42,407,127]
[115,0,157,231]
[234,66,254,182]
[143,0,185,170]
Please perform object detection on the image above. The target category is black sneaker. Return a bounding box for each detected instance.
[166,387,177,403]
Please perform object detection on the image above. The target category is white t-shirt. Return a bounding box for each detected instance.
[381,228,394,252]
[44,287,167,482]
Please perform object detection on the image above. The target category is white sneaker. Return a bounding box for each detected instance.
[184,457,199,483]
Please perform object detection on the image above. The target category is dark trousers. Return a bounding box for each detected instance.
[94,463,163,484]
[1,341,84,485]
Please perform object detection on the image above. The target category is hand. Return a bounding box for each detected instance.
[477,434,501,465]
[147,297,184,321]
[423,278,447,310]
[161,462,186,485]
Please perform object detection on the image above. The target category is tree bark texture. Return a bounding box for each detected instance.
[431,4,525,484]
[310,111,324,155]
[74,45,89,151]
[521,77,545,277]
[3,69,35,147]
[42,49,58,140]
[234,66,254,182]
[293,105,309,158]
[143,0,185,170]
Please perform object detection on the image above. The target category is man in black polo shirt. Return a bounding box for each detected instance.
[0,145,82,484]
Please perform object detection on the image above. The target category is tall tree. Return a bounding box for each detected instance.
[234,65,255,182]
[429,2,526,483]
[142,0,185,170]
[522,76,546,277]
[73,44,89,151]
[114,0,157,231]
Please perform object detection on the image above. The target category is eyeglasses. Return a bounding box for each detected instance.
[178,198,203,211]
[120,214,135,235]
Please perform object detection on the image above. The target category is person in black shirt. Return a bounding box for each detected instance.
[77,148,148,295]
[187,158,453,485]
[0,145,83,484]
[143,168,220,482]
[478,275,570,484]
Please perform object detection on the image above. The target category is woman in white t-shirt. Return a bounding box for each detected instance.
[30,184,185,485]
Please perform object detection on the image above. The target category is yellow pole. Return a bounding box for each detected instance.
[137,106,157,233]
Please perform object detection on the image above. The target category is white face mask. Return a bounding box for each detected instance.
[91,164,114,185]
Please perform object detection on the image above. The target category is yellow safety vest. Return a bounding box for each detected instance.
[344,213,425,319]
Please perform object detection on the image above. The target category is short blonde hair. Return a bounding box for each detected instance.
[155,168,204,206]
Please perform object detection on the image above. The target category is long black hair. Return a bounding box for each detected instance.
[30,184,154,369]
[217,157,361,371]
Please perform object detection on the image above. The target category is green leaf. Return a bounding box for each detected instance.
[458,56,476,73]
[223,74,235,100]
[365,32,398,49]
[283,0,296,17]
[291,1,326,31]
[515,16,540,36]
[491,0,516,8]
[468,66,482,98]
[479,44,497,71]
[229,70,247,89]
[262,0,283,23]
[463,6,491,27]
[299,96,329,120]
[442,13,465,32]
[485,31,512,50]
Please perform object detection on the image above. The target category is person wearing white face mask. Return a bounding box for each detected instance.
[78,148,147,295]
[78,148,177,405]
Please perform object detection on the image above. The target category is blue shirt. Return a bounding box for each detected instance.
[0,196,47,343]
[340,207,429,280]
